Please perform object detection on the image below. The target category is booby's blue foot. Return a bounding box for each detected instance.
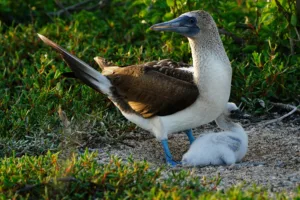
[185,129,195,144]
[161,139,179,166]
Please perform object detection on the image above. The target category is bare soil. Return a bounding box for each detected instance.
[94,114,300,195]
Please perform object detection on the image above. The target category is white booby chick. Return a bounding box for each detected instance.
[182,103,248,166]
[37,10,232,166]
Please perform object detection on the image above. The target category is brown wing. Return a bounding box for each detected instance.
[94,57,194,84]
[150,59,191,69]
[144,65,194,84]
[104,65,199,118]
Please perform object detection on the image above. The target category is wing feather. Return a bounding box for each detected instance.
[105,65,199,118]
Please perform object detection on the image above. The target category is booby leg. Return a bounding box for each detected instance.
[161,139,178,166]
[185,129,195,144]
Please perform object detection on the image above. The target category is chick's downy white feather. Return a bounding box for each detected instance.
[182,103,248,166]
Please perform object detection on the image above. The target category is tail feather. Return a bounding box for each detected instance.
[37,34,112,95]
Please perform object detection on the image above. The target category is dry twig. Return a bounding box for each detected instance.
[48,0,97,17]
[55,0,72,18]
[261,104,299,127]
[271,102,300,113]
[58,106,71,128]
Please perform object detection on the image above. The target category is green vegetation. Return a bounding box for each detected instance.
[1,0,299,138]
[1,151,299,199]
[0,0,299,198]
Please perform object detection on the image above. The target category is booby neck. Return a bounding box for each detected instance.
[188,25,230,86]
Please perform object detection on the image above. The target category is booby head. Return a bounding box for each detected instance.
[150,10,216,38]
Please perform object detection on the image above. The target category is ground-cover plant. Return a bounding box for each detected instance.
[0,0,299,144]
[1,151,299,199]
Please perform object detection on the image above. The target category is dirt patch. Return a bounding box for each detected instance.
[94,118,300,194]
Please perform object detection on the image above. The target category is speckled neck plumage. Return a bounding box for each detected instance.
[188,23,230,85]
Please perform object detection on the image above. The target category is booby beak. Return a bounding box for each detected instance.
[150,15,200,37]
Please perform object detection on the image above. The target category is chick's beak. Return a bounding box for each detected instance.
[229,109,243,119]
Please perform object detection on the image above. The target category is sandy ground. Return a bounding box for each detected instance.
[94,115,300,195]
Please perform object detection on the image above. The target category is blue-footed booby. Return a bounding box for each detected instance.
[37,10,232,166]
[182,103,248,166]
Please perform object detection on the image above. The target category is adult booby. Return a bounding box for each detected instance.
[182,103,248,166]
[38,10,232,166]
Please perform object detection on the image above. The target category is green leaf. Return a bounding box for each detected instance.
[260,12,273,25]
[243,45,257,53]
[163,12,174,21]
[291,14,297,26]
[228,22,236,28]
[256,1,267,8]
[166,0,174,7]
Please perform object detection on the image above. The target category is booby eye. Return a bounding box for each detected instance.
[190,18,196,24]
